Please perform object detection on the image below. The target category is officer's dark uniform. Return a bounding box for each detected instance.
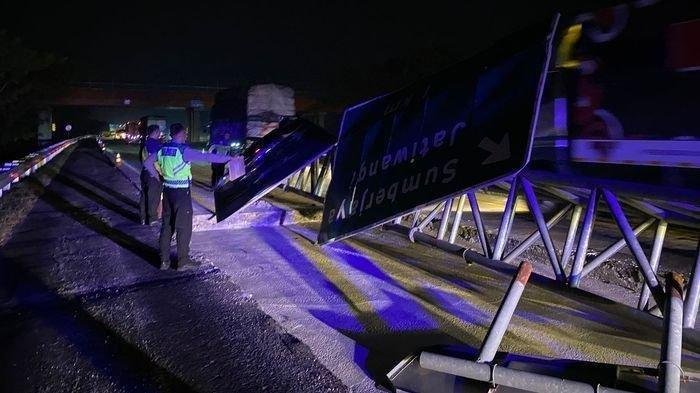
[139,136,162,224]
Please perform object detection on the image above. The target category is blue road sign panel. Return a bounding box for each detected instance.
[318,17,559,244]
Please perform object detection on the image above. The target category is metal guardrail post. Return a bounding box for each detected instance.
[683,240,700,328]
[437,198,454,240]
[638,221,668,310]
[521,178,565,281]
[449,194,467,244]
[570,188,600,287]
[580,218,656,279]
[477,261,533,363]
[467,191,491,258]
[560,205,582,271]
[660,272,684,393]
[602,188,665,311]
[493,177,519,260]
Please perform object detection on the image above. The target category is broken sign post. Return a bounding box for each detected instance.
[318,17,558,244]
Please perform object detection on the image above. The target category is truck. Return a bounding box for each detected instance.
[208,84,296,156]
[138,116,167,138]
[208,88,248,154]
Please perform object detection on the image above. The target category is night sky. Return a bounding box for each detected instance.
[2,1,612,101]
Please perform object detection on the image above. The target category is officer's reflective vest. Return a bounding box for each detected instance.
[157,142,192,188]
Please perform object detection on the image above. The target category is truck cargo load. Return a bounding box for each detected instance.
[246,84,295,138]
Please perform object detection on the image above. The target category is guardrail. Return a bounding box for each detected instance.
[0,136,89,198]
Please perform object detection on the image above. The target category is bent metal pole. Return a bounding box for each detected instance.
[660,272,684,393]
[477,261,533,363]
[449,194,467,244]
[638,220,668,311]
[602,188,665,310]
[683,240,700,328]
[467,191,491,257]
[420,352,633,393]
[570,188,599,287]
[520,178,565,281]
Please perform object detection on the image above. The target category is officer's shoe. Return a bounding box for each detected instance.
[176,258,201,271]
[159,260,170,270]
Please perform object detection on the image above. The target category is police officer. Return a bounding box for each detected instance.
[139,124,163,225]
[144,123,234,270]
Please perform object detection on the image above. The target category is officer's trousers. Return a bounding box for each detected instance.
[139,169,162,224]
[160,187,193,266]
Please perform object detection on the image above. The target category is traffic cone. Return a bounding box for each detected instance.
[115,153,122,164]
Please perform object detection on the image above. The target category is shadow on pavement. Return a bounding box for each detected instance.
[26,176,160,267]
[53,172,140,223]
[64,166,139,209]
[254,226,488,389]
[0,255,195,392]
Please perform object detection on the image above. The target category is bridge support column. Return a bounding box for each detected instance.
[37,107,54,146]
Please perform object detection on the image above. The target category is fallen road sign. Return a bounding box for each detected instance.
[318,16,559,244]
[215,118,336,222]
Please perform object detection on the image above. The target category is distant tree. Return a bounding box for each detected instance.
[0,31,69,159]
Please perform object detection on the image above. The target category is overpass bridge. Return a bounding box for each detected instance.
[48,82,220,109]
[38,82,335,143]
[50,82,326,110]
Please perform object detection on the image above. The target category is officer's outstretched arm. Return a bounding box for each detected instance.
[183,147,231,164]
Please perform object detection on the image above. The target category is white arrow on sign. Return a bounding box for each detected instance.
[479,133,511,165]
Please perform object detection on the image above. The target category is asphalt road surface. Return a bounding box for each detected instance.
[0,139,346,392]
